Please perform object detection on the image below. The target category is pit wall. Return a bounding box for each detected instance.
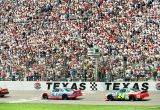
[0,81,160,91]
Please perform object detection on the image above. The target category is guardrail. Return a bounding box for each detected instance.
[0,81,160,91]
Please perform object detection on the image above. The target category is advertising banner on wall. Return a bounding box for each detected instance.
[0,81,160,91]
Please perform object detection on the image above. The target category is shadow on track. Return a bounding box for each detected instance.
[106,99,151,102]
[62,98,85,100]
[0,96,11,98]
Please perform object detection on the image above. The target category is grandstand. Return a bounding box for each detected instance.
[0,0,160,82]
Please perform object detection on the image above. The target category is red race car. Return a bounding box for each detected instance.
[0,87,9,97]
[42,88,82,100]
[105,88,149,101]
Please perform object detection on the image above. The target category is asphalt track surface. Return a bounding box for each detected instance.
[0,91,160,106]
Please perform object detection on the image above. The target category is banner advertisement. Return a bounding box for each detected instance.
[0,81,159,91]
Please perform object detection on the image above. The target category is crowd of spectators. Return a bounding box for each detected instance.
[0,0,160,82]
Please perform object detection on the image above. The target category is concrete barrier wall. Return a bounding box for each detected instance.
[0,81,160,91]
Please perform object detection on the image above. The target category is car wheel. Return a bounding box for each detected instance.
[1,95,4,97]
[129,96,135,101]
[107,95,113,101]
[42,94,48,99]
[72,97,76,100]
[138,98,142,101]
[62,94,68,100]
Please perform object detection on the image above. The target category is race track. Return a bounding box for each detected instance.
[0,91,160,106]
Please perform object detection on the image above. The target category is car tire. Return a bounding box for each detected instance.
[0,95,4,97]
[138,98,142,101]
[107,95,113,101]
[62,94,68,100]
[129,96,135,101]
[42,94,48,99]
[72,97,76,100]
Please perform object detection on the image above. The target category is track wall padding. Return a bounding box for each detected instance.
[0,81,160,91]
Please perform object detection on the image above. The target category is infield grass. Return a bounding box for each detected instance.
[0,103,159,110]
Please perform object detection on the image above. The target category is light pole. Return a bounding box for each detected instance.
[88,46,100,81]
[95,54,99,81]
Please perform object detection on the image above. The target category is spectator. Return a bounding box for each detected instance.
[0,0,159,82]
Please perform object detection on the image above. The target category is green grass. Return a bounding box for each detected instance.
[0,103,159,110]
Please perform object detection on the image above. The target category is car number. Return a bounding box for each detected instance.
[52,92,59,96]
[118,94,125,99]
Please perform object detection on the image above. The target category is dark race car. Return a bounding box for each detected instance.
[0,87,9,97]
[105,88,149,101]
[42,88,82,100]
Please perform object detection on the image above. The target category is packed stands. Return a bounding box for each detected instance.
[0,0,160,81]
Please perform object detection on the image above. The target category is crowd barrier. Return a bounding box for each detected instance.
[0,81,160,91]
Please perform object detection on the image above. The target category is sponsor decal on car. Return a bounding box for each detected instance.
[34,82,41,90]
[156,83,160,90]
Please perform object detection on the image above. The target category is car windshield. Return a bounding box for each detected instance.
[64,88,72,92]
[119,89,126,93]
[130,88,140,92]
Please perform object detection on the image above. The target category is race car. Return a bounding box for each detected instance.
[0,87,9,97]
[105,88,149,101]
[42,88,82,100]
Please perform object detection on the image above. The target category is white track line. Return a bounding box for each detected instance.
[8,97,41,103]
